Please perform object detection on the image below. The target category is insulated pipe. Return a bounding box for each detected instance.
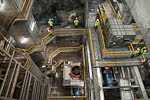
[86,42,93,79]
[14,56,27,61]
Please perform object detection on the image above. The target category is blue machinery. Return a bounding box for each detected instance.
[103,67,115,87]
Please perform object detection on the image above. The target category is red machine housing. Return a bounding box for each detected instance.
[70,65,81,78]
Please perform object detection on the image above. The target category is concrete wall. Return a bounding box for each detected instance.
[125,0,150,48]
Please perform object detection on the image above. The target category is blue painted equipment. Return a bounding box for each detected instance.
[103,67,115,87]
[73,88,81,96]
[52,16,59,23]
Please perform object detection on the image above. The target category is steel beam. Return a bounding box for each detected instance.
[40,84,44,100]
[34,81,39,100]
[97,68,104,100]
[19,71,28,100]
[10,64,21,99]
[132,66,148,99]
[31,79,37,100]
[102,85,139,89]
[36,82,40,100]
[25,75,32,100]
[22,73,30,100]
[5,63,18,97]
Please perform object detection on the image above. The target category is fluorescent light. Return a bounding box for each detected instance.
[20,37,29,44]
[31,21,35,31]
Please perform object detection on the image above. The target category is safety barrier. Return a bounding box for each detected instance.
[96,53,146,67]
[98,4,108,25]
[2,0,31,32]
[26,28,86,53]
[48,45,83,64]
[98,26,134,54]
[89,24,150,66]
[20,0,31,17]
[18,29,85,69]
[88,29,96,64]
[108,0,121,18]
[108,0,117,16]
[15,48,32,69]
[14,29,85,72]
[48,45,87,99]
[46,60,66,74]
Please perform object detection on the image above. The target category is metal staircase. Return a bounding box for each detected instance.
[0,35,50,100]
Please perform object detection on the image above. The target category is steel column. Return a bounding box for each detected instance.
[0,49,15,95]
[10,64,21,99]
[132,66,148,99]
[5,63,18,97]
[31,79,37,100]
[19,71,28,100]
[21,73,30,100]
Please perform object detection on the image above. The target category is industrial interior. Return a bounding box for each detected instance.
[1,0,150,100]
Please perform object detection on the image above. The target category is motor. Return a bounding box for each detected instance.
[73,87,81,96]
[103,67,115,87]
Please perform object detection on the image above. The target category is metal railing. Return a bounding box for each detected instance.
[25,28,86,54]
[98,3,150,57]
[20,0,31,17]
[48,45,83,64]
[98,26,134,54]
[0,34,49,100]
[88,26,148,65]
[2,0,31,28]
[98,4,108,25]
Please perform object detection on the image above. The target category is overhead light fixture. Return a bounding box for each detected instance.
[20,37,29,44]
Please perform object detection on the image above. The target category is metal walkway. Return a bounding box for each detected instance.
[23,29,86,54]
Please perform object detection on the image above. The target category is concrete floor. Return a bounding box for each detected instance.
[52,69,71,96]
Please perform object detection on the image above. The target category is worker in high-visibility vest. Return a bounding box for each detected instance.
[95,19,100,31]
[48,19,53,29]
[47,27,52,35]
[140,47,147,55]
[97,8,99,15]
[74,18,79,28]
[130,48,140,58]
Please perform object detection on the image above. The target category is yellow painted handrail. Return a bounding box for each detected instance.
[15,29,85,70]
[108,0,117,16]
[98,26,133,54]
[27,28,85,53]
[89,28,96,64]
[48,45,83,60]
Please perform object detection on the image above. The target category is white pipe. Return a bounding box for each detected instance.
[87,42,93,79]
[97,68,105,100]
[86,42,94,100]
